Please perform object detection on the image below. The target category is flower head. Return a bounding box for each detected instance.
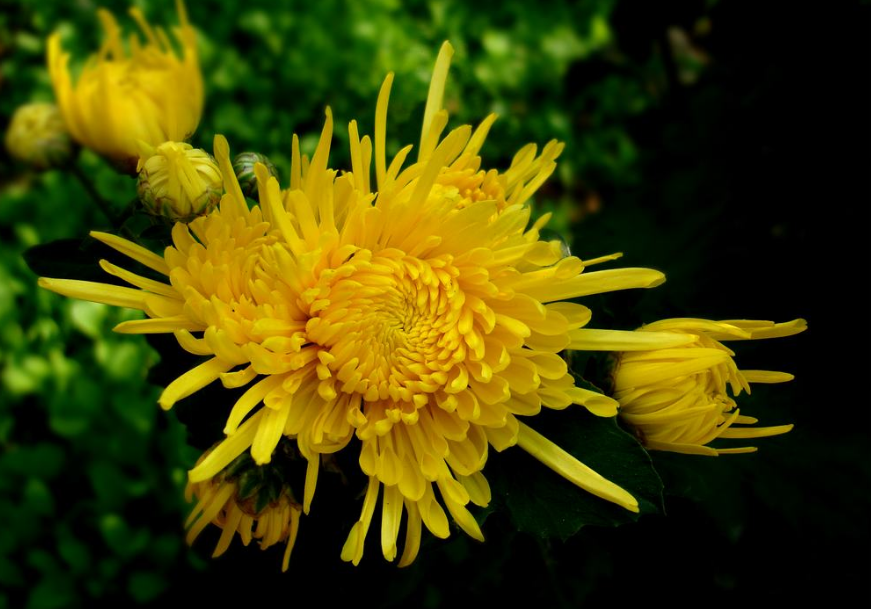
[39,42,674,567]
[186,447,302,572]
[4,102,75,170]
[614,318,807,455]
[137,141,222,221]
[47,0,202,172]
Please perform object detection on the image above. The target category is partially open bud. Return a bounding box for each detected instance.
[137,141,222,222]
[5,103,75,170]
[186,446,302,572]
[613,318,806,455]
[47,2,202,172]
[232,151,278,199]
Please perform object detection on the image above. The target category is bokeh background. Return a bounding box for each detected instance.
[0,0,868,606]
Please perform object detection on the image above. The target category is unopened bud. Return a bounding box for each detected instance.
[5,103,75,170]
[232,151,278,199]
[137,142,222,222]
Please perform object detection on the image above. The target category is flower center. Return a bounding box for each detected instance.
[306,247,467,403]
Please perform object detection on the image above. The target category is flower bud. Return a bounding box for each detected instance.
[613,318,806,455]
[48,2,202,171]
[4,103,75,170]
[186,447,302,572]
[232,151,278,199]
[137,141,222,222]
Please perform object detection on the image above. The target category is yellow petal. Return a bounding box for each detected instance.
[516,421,638,513]
[569,328,696,351]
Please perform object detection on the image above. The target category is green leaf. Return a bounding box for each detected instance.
[0,556,24,588]
[88,461,129,509]
[98,516,153,559]
[23,238,118,284]
[26,575,74,609]
[57,533,91,574]
[147,534,181,563]
[22,478,54,516]
[98,514,129,555]
[0,443,65,479]
[487,408,663,541]
[69,300,108,339]
[2,355,52,396]
[23,236,163,284]
[127,571,168,604]
[25,550,59,575]
[95,341,147,381]
[48,377,101,437]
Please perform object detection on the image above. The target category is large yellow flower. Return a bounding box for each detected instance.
[614,318,807,455]
[47,1,202,171]
[40,42,683,566]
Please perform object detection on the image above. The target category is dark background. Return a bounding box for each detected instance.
[0,0,868,606]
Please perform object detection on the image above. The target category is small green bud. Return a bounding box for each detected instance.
[232,151,278,199]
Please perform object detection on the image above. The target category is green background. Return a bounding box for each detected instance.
[1,0,868,606]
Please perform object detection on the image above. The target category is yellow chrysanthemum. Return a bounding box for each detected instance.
[39,42,685,566]
[47,0,202,171]
[185,455,302,572]
[614,318,807,455]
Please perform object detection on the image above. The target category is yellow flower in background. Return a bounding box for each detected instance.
[47,1,202,172]
[39,42,686,567]
[137,141,222,221]
[4,102,75,170]
[614,318,807,455]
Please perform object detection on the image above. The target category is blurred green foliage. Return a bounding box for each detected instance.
[1,0,868,607]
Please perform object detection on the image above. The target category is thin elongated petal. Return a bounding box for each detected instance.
[569,328,696,351]
[39,277,149,310]
[516,422,639,513]
[188,411,265,483]
[159,358,234,410]
[90,231,170,275]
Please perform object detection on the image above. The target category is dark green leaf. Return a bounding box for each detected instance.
[25,550,59,575]
[23,236,164,284]
[127,571,168,604]
[26,575,74,609]
[98,514,130,556]
[22,479,54,516]
[488,408,663,540]
[57,533,92,574]
[0,557,24,588]
[23,238,120,284]
[88,462,129,508]
[0,444,65,479]
[147,535,181,563]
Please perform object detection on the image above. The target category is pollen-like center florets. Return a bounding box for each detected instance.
[307,249,468,404]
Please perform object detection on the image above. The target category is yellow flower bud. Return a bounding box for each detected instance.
[4,103,75,170]
[613,318,807,455]
[185,447,302,572]
[137,141,222,222]
[47,1,203,173]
